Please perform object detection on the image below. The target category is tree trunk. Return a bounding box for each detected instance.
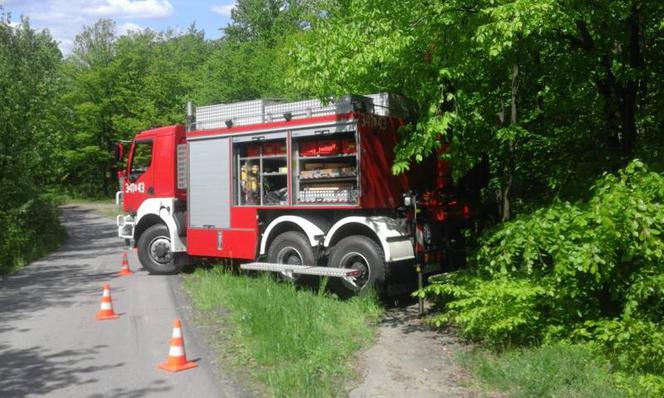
[617,1,643,156]
[568,12,643,159]
[497,64,519,222]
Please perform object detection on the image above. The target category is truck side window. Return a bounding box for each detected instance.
[130,140,153,181]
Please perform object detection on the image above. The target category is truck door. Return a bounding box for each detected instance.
[124,139,155,212]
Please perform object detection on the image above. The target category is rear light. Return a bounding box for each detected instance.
[463,204,470,218]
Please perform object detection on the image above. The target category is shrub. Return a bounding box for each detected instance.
[0,196,66,274]
[418,160,664,391]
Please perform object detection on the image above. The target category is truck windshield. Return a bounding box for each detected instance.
[129,140,153,180]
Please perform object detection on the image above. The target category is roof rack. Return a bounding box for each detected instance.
[191,93,414,131]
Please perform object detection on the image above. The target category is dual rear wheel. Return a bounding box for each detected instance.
[266,231,386,296]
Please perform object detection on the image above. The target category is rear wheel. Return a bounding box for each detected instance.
[137,224,185,275]
[328,235,386,297]
[267,231,317,284]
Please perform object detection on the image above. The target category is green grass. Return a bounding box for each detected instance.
[460,343,641,398]
[182,267,383,397]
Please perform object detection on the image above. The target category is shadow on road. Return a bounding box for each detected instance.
[0,344,123,398]
[86,380,172,398]
[0,207,125,327]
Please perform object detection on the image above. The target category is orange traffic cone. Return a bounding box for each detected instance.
[96,283,119,320]
[158,320,198,372]
[118,252,133,276]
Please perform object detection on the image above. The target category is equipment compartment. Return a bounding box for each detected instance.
[294,131,359,205]
[235,138,288,206]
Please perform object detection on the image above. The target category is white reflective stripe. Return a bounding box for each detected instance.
[169,345,185,357]
[172,328,182,338]
[100,302,112,310]
[103,290,110,297]
[416,227,424,246]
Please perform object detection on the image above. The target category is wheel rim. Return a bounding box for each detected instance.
[338,252,370,291]
[276,246,303,280]
[148,236,173,265]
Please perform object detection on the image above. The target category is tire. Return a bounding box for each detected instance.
[328,235,386,297]
[267,231,317,284]
[137,224,185,275]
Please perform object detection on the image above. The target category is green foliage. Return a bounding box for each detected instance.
[183,268,382,398]
[417,274,549,345]
[60,20,211,196]
[0,16,67,272]
[0,16,64,204]
[224,0,326,44]
[0,195,66,274]
[420,160,664,389]
[194,40,290,104]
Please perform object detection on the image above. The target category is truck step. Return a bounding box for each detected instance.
[240,262,361,278]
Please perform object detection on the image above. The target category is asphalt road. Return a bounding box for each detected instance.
[0,205,243,398]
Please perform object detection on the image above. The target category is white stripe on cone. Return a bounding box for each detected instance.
[172,328,182,338]
[169,345,185,357]
[100,302,112,310]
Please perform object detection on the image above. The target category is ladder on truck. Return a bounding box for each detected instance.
[240,262,361,286]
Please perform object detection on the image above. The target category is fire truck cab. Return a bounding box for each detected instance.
[117,94,469,295]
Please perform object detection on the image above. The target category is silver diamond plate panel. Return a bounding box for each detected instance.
[240,262,361,278]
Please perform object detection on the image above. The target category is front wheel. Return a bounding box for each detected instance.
[328,235,386,297]
[137,224,185,275]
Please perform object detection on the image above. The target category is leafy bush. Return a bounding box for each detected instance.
[418,160,664,393]
[422,273,550,345]
[0,196,66,274]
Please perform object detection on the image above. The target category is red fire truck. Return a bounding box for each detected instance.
[116,94,470,295]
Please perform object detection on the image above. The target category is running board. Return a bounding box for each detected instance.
[240,262,361,279]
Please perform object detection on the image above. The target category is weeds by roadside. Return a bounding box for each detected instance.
[183,267,382,398]
[460,343,649,398]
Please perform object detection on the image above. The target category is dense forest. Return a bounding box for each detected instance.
[1,0,662,394]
